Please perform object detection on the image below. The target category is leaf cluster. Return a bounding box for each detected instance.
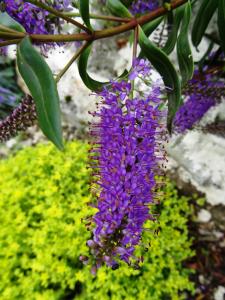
[0,56,23,119]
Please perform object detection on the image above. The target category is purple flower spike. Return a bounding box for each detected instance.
[173,96,215,133]
[173,69,225,133]
[86,60,167,271]
[3,0,72,35]
[0,95,36,142]
[130,0,159,15]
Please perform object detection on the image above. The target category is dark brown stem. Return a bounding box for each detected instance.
[29,0,188,43]
[30,32,88,42]
[64,12,131,23]
[132,26,139,63]
[0,39,21,47]
[0,0,188,45]
[55,42,90,82]
[0,31,25,39]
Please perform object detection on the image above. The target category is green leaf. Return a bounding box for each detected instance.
[138,26,181,132]
[218,0,225,53]
[106,0,133,18]
[177,1,194,85]
[78,43,128,91]
[120,0,133,7]
[0,12,25,33]
[139,17,164,58]
[78,0,93,31]
[198,41,214,71]
[130,17,163,46]
[162,5,185,55]
[17,37,63,150]
[78,43,107,91]
[142,16,164,38]
[192,0,218,48]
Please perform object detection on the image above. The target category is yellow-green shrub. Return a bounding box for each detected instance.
[0,141,194,300]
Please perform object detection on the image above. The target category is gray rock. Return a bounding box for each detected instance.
[197,209,212,223]
[167,100,225,206]
[214,286,225,300]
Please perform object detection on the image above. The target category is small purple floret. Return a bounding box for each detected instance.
[129,58,151,80]
[130,0,159,15]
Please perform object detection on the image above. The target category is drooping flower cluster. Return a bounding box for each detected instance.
[3,0,72,35]
[84,60,167,272]
[0,95,36,142]
[95,0,159,15]
[173,69,225,133]
[173,96,214,133]
[130,0,159,15]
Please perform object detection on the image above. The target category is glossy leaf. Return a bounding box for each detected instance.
[139,17,164,58]
[78,43,128,91]
[0,12,25,32]
[17,37,63,150]
[177,1,194,85]
[192,0,218,48]
[198,41,214,71]
[106,0,133,18]
[138,26,181,131]
[130,17,163,46]
[142,16,164,38]
[78,0,93,31]
[218,0,225,53]
[162,5,185,55]
[78,43,107,91]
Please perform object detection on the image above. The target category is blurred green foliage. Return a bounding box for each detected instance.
[0,141,195,300]
[0,56,23,119]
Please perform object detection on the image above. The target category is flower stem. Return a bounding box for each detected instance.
[55,42,90,83]
[0,39,21,48]
[28,0,188,43]
[130,26,139,99]
[0,31,25,39]
[63,12,131,23]
[23,0,91,34]
[0,0,188,45]
[132,26,139,63]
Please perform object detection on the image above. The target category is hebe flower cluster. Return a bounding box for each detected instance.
[173,96,214,133]
[173,69,225,133]
[3,0,72,35]
[96,0,159,15]
[85,59,167,272]
[0,95,36,142]
[130,0,159,15]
